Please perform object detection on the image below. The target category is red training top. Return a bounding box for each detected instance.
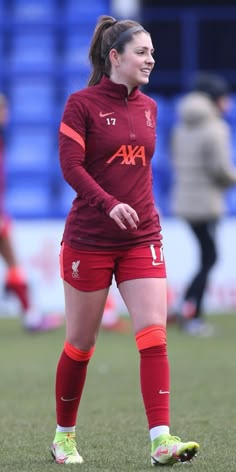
[59,75,162,250]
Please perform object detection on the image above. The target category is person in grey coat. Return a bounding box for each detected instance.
[171,72,236,336]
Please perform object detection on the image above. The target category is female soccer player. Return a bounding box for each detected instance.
[51,15,199,466]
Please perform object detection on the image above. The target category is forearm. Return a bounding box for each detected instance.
[60,138,119,215]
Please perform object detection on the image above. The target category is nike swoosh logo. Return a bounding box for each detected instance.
[159,390,170,394]
[152,261,163,266]
[61,396,79,402]
[99,111,115,118]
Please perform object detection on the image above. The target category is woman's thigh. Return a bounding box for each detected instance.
[118,278,167,334]
[63,281,109,350]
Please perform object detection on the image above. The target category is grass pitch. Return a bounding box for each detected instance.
[0,314,235,471]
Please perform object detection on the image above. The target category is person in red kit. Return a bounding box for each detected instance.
[0,93,63,332]
[51,15,199,466]
[0,94,30,314]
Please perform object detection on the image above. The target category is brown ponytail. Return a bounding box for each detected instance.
[88,15,147,86]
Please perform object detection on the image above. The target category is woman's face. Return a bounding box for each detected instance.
[110,31,155,92]
[217,95,232,114]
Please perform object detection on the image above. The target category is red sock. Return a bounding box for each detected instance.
[140,344,170,429]
[5,267,30,311]
[55,349,90,426]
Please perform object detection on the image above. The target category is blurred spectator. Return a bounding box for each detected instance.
[0,93,63,331]
[170,72,236,336]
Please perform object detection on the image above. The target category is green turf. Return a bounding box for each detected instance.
[0,314,235,471]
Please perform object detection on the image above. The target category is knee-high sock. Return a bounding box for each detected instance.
[136,326,170,429]
[55,341,94,427]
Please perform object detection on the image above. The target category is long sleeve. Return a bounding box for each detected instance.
[59,95,120,215]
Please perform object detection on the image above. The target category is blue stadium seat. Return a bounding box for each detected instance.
[229,127,236,166]
[6,125,55,174]
[64,31,92,70]
[152,164,173,216]
[229,94,236,118]
[152,125,173,217]
[9,31,55,72]
[232,95,236,117]
[57,182,76,217]
[63,71,90,98]
[64,0,110,21]
[10,0,56,21]
[0,0,4,17]
[151,95,177,128]
[0,35,3,67]
[225,95,236,129]
[225,187,236,216]
[10,78,55,120]
[5,178,52,218]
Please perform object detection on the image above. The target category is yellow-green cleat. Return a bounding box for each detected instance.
[151,433,199,466]
[51,432,84,464]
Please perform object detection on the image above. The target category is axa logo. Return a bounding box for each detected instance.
[72,260,80,278]
[106,145,146,166]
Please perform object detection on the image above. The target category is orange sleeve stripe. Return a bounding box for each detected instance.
[135,325,166,350]
[64,340,95,361]
[60,122,85,150]
[59,242,65,279]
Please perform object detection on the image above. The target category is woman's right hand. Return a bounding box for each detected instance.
[109,203,139,230]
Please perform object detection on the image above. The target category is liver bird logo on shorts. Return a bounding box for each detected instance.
[72,260,80,278]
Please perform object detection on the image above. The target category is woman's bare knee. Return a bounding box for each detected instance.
[63,282,108,350]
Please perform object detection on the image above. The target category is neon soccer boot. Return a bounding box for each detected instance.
[151,433,199,466]
[51,432,84,464]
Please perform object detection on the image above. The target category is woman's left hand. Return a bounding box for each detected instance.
[109,203,139,230]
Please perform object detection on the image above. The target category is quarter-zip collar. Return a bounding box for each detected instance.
[97,75,141,101]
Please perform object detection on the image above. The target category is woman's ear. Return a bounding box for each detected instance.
[109,49,120,67]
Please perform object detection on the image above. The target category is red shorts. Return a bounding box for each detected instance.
[60,242,166,292]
